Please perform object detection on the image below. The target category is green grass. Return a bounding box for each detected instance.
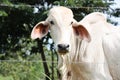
[0,75,14,80]
[0,50,58,80]
[0,61,46,80]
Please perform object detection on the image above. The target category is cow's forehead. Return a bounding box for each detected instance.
[48,6,74,23]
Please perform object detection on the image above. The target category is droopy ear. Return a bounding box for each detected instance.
[72,23,91,42]
[31,21,49,39]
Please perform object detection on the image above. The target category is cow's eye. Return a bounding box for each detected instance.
[50,21,54,25]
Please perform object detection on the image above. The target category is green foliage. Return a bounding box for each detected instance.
[0,75,13,80]
[0,11,8,16]
[0,54,44,80]
[0,53,58,80]
[0,0,13,5]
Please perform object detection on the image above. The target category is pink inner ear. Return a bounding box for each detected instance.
[34,26,41,34]
[36,24,49,34]
[31,22,49,39]
[73,25,91,42]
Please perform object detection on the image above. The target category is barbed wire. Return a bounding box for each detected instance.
[0,3,109,10]
[0,60,120,65]
[0,60,58,63]
[0,3,33,8]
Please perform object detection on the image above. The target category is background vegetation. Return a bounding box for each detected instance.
[0,0,119,80]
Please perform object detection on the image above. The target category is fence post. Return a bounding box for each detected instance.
[37,39,50,80]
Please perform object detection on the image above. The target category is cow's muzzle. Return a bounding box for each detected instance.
[57,44,69,55]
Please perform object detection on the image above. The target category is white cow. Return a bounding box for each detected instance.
[31,6,120,80]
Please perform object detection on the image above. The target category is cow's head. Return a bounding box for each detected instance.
[31,6,90,55]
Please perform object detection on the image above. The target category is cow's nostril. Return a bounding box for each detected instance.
[57,44,69,49]
[66,45,69,48]
[58,44,63,49]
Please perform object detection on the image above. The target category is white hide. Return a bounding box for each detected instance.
[102,24,120,80]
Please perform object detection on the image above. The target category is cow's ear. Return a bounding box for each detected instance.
[72,23,91,42]
[31,21,49,40]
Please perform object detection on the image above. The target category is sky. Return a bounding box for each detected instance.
[110,0,120,26]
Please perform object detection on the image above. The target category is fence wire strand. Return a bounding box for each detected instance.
[0,3,109,9]
[0,60,120,65]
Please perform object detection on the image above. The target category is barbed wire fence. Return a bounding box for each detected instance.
[0,2,118,17]
[0,3,109,10]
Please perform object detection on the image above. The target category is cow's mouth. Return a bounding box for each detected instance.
[58,49,69,55]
